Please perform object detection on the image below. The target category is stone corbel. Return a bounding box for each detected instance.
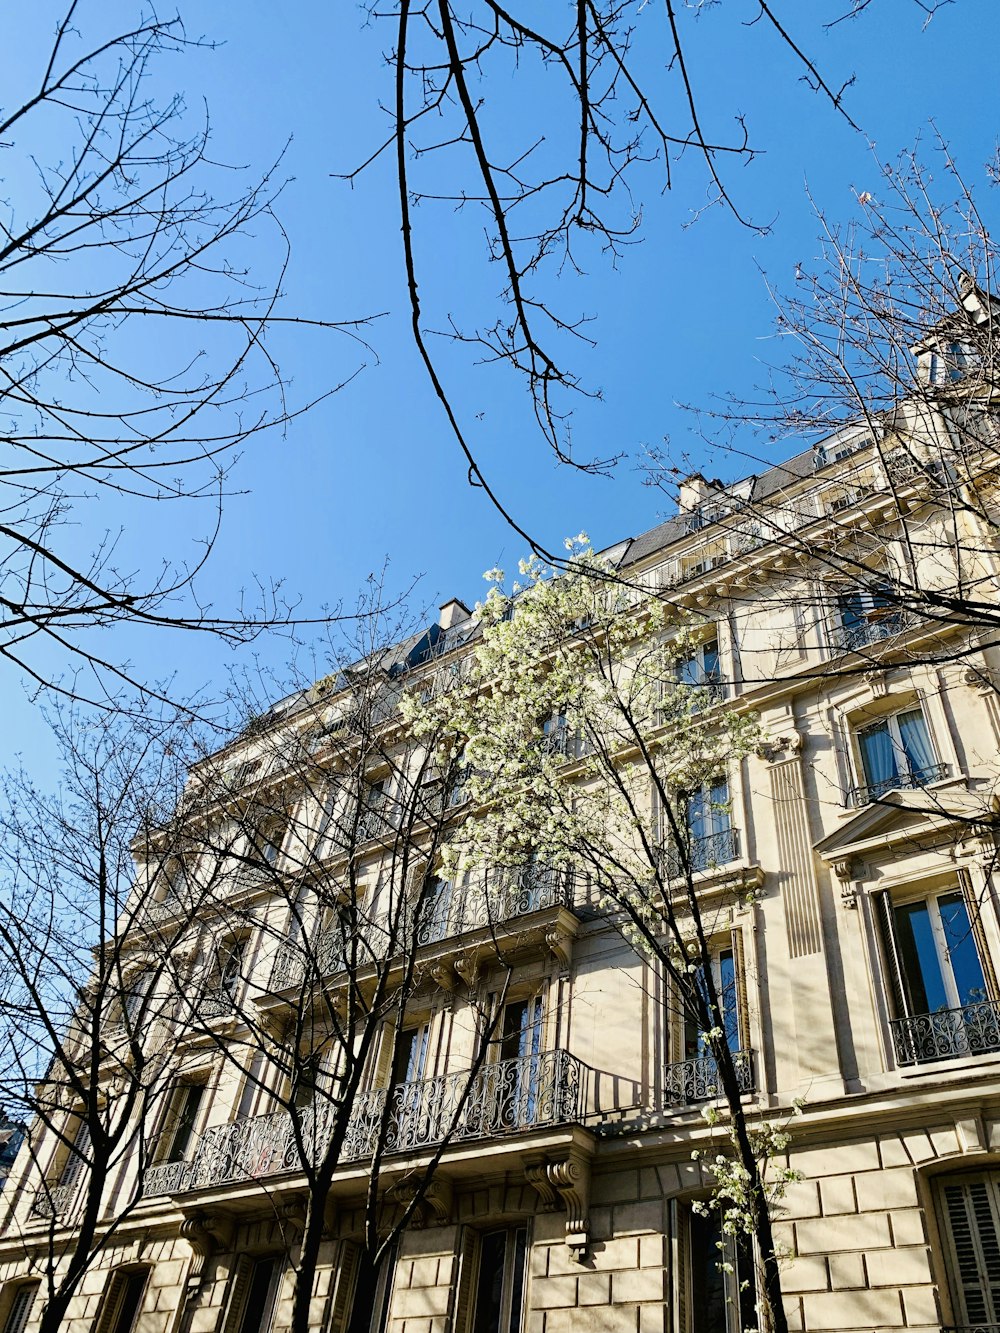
[181,1210,231,1290]
[256,1007,288,1043]
[544,925,574,974]
[453,951,481,990]
[429,961,457,996]
[278,1196,308,1240]
[863,669,890,697]
[524,1150,591,1260]
[831,857,865,908]
[390,1174,453,1229]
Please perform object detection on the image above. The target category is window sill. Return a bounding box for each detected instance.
[897,1046,1000,1079]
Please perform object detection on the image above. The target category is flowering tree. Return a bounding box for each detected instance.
[405,539,793,1333]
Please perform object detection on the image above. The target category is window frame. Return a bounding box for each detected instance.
[0,1282,40,1333]
[849,702,942,807]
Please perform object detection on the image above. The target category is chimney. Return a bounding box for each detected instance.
[439,598,471,631]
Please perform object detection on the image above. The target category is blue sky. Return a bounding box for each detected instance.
[3,0,999,773]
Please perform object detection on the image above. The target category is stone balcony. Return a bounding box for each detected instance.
[143,1048,584,1196]
[268,866,576,993]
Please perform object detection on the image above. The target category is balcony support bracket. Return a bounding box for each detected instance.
[180,1209,232,1290]
[390,1173,454,1228]
[524,1148,591,1260]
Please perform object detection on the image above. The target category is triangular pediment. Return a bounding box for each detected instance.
[814,786,989,865]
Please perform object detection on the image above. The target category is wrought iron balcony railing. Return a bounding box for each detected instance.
[847,762,948,808]
[665,1049,754,1104]
[31,1182,78,1219]
[198,988,238,1020]
[941,1326,1000,1333]
[269,867,574,990]
[143,1159,195,1197]
[842,611,914,653]
[890,999,1000,1067]
[416,865,573,948]
[662,828,741,880]
[146,1049,584,1195]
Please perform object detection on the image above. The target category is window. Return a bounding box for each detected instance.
[1,1283,39,1333]
[675,638,724,704]
[670,1200,756,1333]
[493,997,543,1130]
[58,1116,91,1188]
[384,1023,432,1152]
[223,1258,282,1333]
[665,778,738,876]
[330,1239,399,1333]
[836,588,907,653]
[415,875,452,946]
[252,814,286,868]
[120,969,154,1026]
[94,1270,149,1333]
[874,886,999,1066]
[218,936,249,1000]
[456,1227,528,1333]
[937,1171,1000,1329]
[161,1083,204,1163]
[667,937,753,1104]
[851,706,942,806]
[358,779,390,841]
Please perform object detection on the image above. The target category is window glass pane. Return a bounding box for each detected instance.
[838,593,866,630]
[717,950,740,1053]
[472,1232,508,1333]
[702,641,720,681]
[938,893,988,1007]
[896,709,934,774]
[505,1229,527,1333]
[168,1085,204,1162]
[689,1210,729,1333]
[860,722,897,787]
[391,1027,428,1088]
[895,901,948,1013]
[237,1260,280,1333]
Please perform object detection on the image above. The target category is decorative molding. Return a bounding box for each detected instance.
[180,1210,231,1289]
[453,952,481,990]
[756,732,803,764]
[524,1150,591,1259]
[544,926,574,973]
[863,670,890,697]
[961,664,997,694]
[390,1174,453,1228]
[769,757,824,955]
[429,961,456,995]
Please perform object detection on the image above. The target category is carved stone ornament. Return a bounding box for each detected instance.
[755,732,803,764]
[831,858,864,908]
[524,1150,591,1259]
[863,669,890,697]
[180,1210,231,1289]
[429,961,457,995]
[390,1174,454,1228]
[453,952,481,990]
[962,664,998,694]
[544,925,574,973]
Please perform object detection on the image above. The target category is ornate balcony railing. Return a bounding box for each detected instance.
[662,828,741,880]
[198,988,237,1020]
[890,999,1000,1067]
[31,1182,78,1219]
[665,1049,754,1104]
[842,611,914,653]
[269,867,574,990]
[416,865,573,948]
[143,1159,195,1196]
[847,762,948,808]
[162,1049,583,1194]
[941,1326,1000,1333]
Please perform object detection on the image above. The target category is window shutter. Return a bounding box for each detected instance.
[668,1198,689,1333]
[730,927,750,1052]
[371,1023,397,1092]
[450,1229,479,1333]
[958,870,999,1002]
[873,890,911,1020]
[93,1270,149,1333]
[941,1175,1000,1326]
[327,1241,361,1333]
[3,1284,39,1333]
[59,1120,91,1187]
[221,1257,255,1333]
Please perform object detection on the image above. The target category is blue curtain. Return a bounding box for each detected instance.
[897,709,934,775]
[860,722,897,786]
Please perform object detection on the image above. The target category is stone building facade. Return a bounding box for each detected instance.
[2,393,1000,1333]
